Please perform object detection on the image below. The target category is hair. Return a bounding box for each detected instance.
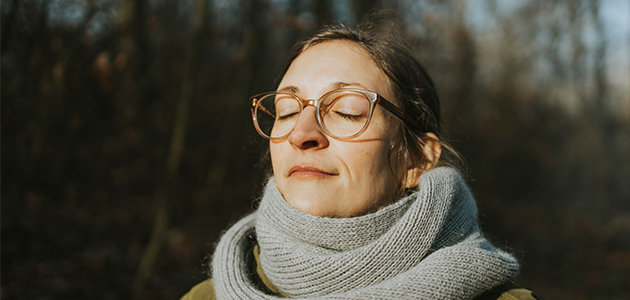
[256,12,464,182]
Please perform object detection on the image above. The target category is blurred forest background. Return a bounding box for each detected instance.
[2,0,629,299]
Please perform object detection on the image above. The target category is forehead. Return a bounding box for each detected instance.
[279,40,394,100]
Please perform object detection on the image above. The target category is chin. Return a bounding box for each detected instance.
[286,197,330,217]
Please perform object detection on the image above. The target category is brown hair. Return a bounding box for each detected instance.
[257,13,463,180]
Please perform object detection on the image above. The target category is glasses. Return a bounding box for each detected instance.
[250,88,421,140]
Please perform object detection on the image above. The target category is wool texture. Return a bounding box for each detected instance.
[212,167,519,299]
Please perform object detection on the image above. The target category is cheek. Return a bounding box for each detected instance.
[372,144,394,176]
[353,128,401,185]
[343,141,392,180]
[269,143,283,174]
[365,125,397,168]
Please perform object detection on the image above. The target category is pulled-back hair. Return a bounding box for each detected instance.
[258,13,463,180]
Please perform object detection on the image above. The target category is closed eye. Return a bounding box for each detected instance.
[334,111,363,121]
[277,112,299,121]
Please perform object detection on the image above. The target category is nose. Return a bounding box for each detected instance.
[288,106,329,150]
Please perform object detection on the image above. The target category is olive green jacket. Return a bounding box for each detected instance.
[181,280,539,300]
[180,246,540,300]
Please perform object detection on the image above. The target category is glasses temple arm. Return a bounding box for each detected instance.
[252,99,275,118]
[377,97,425,132]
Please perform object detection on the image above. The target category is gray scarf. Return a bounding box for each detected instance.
[212,167,519,299]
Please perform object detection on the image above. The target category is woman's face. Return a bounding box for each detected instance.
[270,40,405,218]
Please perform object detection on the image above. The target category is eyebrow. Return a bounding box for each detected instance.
[277,85,299,93]
[276,82,369,94]
[332,81,367,90]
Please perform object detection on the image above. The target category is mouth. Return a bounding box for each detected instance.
[288,165,336,178]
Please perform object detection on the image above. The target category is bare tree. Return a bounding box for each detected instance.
[589,0,607,111]
[131,0,209,298]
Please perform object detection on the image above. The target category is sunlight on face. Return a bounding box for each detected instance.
[269,40,405,218]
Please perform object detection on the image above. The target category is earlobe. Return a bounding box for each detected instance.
[400,133,443,189]
[404,167,422,188]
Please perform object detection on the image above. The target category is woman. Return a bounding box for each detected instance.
[181,18,538,300]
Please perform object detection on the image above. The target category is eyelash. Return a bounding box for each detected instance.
[334,111,362,121]
[277,112,298,121]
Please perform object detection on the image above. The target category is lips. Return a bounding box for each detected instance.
[288,165,336,178]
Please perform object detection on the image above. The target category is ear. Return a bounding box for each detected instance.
[422,132,442,169]
[402,132,442,189]
[404,166,423,189]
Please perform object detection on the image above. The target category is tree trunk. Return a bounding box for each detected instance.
[589,0,607,111]
[131,0,208,298]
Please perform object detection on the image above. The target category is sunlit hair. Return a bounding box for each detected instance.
[258,12,463,183]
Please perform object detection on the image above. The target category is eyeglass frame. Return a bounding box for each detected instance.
[250,88,423,140]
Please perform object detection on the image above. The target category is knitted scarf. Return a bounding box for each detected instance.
[212,167,519,299]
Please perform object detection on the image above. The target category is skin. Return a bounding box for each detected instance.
[270,40,419,218]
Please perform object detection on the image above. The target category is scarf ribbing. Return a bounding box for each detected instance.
[212,167,519,299]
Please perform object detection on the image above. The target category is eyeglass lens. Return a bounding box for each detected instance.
[255,90,372,139]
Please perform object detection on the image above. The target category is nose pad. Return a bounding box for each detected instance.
[288,106,329,150]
